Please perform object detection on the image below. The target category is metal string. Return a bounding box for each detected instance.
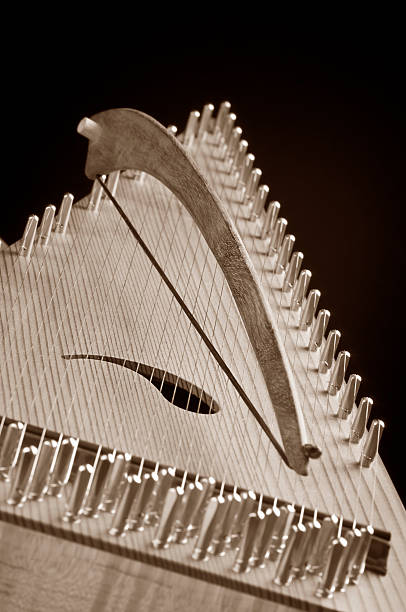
[97,176,289,467]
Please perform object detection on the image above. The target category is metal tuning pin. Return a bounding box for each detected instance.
[228,490,257,549]
[299,289,320,331]
[108,474,142,536]
[101,452,132,513]
[307,514,339,575]
[83,452,115,517]
[269,218,288,257]
[206,492,234,555]
[208,490,241,555]
[144,467,175,525]
[7,445,38,506]
[184,110,200,148]
[250,184,269,223]
[38,205,56,247]
[319,329,341,374]
[249,506,280,568]
[63,463,94,523]
[214,101,231,142]
[291,269,312,312]
[170,481,196,543]
[337,374,362,419]
[275,235,295,275]
[238,153,255,196]
[273,524,298,587]
[183,476,216,538]
[232,511,264,573]
[295,519,321,579]
[0,421,26,480]
[105,171,120,199]
[232,140,249,179]
[152,485,185,549]
[349,525,374,585]
[19,214,39,258]
[89,175,106,211]
[361,419,385,467]
[55,193,74,234]
[129,470,159,531]
[286,516,307,569]
[197,103,214,143]
[28,438,58,501]
[335,527,362,592]
[225,127,243,170]
[261,200,280,241]
[328,350,350,396]
[309,309,330,352]
[47,437,79,497]
[171,480,208,544]
[144,467,176,526]
[282,251,303,293]
[315,535,348,599]
[245,168,262,206]
[350,397,373,444]
[192,494,229,561]
[268,504,296,561]
[221,113,237,156]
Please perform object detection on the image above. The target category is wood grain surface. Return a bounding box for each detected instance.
[0,521,303,612]
[78,109,310,476]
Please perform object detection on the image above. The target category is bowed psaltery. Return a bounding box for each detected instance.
[0,104,405,611]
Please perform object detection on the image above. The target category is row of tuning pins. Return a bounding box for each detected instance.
[0,423,136,522]
[0,424,139,521]
[0,423,79,505]
[0,419,374,599]
[180,103,380,599]
[16,166,128,258]
[184,101,385,469]
[17,193,74,258]
[270,511,374,599]
[152,481,373,600]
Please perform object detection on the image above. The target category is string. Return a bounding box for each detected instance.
[100,171,233,478]
[224,162,297,466]
[4,195,105,431]
[79,175,186,466]
[59,184,153,453]
[210,135,307,499]
[189,132,283,493]
[369,461,378,527]
[0,222,54,348]
[193,133,270,491]
[154,138,234,473]
[225,176,298,498]
[211,125,352,516]
[141,150,256,487]
[42,198,129,440]
[97,176,289,467]
[126,179,206,467]
[228,173,344,513]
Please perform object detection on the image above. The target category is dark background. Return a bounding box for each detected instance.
[3,22,404,505]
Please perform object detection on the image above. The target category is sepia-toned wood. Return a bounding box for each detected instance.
[0,521,301,612]
[1,107,405,611]
[77,110,310,476]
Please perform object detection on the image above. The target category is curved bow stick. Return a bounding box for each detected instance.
[77,108,319,475]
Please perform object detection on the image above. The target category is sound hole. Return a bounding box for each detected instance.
[62,354,220,415]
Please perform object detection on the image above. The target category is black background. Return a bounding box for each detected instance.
[3,19,404,505]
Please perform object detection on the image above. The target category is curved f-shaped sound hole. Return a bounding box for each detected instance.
[62,354,220,415]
